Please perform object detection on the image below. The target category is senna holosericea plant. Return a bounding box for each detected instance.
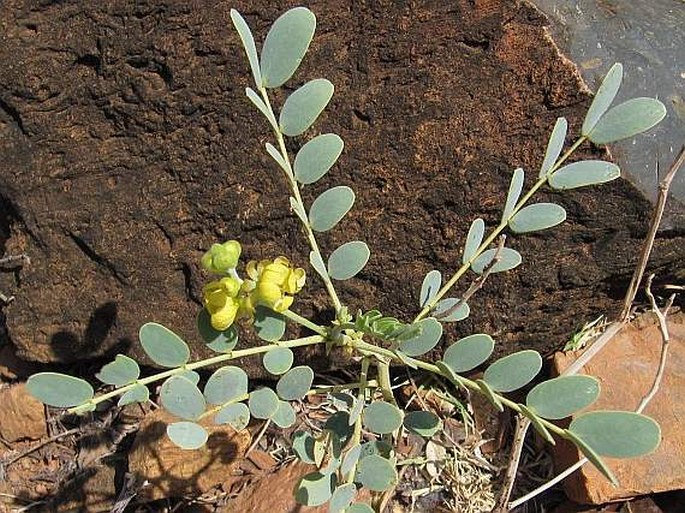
[27,7,668,511]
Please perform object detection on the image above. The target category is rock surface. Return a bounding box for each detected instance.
[0,0,683,370]
[0,383,46,442]
[552,312,685,504]
[128,409,251,501]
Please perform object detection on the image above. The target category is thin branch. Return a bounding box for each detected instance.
[493,415,527,512]
[1,427,80,468]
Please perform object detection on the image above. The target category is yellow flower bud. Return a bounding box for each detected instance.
[201,240,242,274]
[202,276,241,330]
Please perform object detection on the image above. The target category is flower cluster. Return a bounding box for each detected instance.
[201,241,306,331]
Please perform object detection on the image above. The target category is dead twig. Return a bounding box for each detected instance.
[492,416,527,512]
[1,428,81,468]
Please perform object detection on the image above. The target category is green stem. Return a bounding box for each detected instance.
[306,379,378,396]
[281,308,327,336]
[414,136,588,322]
[198,393,250,420]
[351,340,568,439]
[68,334,326,414]
[348,356,371,484]
[377,360,397,406]
[258,87,344,315]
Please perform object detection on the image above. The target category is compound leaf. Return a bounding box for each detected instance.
[280,79,334,136]
[204,366,248,405]
[471,247,522,274]
[502,167,524,222]
[215,402,250,430]
[160,376,205,421]
[442,333,495,373]
[569,411,661,458]
[230,9,262,87]
[540,117,568,177]
[96,354,139,386]
[526,375,600,420]
[363,401,403,434]
[248,388,280,419]
[263,346,294,375]
[27,372,94,408]
[419,270,441,307]
[260,7,316,88]
[582,62,623,135]
[399,317,442,357]
[509,203,566,234]
[356,455,397,491]
[588,97,666,144]
[254,306,286,342]
[483,350,542,392]
[139,323,190,368]
[294,133,344,184]
[328,241,370,281]
[463,218,485,264]
[295,472,336,507]
[277,365,314,401]
[197,309,239,353]
[167,421,208,450]
[549,160,620,190]
[309,186,355,232]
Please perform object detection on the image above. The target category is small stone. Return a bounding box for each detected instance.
[128,409,251,501]
[0,383,46,442]
[552,312,685,504]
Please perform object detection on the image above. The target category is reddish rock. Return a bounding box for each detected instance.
[0,383,46,441]
[128,409,251,501]
[552,312,685,504]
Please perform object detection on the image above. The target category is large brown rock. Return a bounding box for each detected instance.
[0,382,46,442]
[0,0,682,369]
[552,313,685,504]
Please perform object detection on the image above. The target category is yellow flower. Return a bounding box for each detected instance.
[241,257,306,314]
[203,277,241,330]
[201,240,242,274]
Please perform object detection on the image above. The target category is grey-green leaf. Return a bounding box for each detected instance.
[295,472,336,507]
[399,317,442,357]
[325,411,353,447]
[96,354,140,386]
[215,402,250,430]
[248,388,280,419]
[309,186,355,232]
[277,366,314,401]
[582,63,623,136]
[588,97,666,144]
[347,504,375,513]
[549,160,620,190]
[330,482,357,513]
[502,168,524,222]
[471,247,522,274]
[178,370,200,386]
[564,429,618,484]
[160,376,206,421]
[328,241,370,281]
[526,375,600,420]
[246,87,278,131]
[434,298,470,322]
[139,322,190,368]
[167,421,208,450]
[519,404,555,444]
[118,384,149,407]
[363,401,403,434]
[483,350,542,392]
[197,309,239,353]
[204,366,248,405]
[463,218,485,264]
[279,79,334,136]
[404,411,442,438]
[442,333,495,373]
[569,411,661,458]
[356,455,397,491]
[419,270,441,308]
[476,379,504,412]
[230,10,262,88]
[254,306,286,342]
[509,203,567,234]
[260,7,316,88]
[310,250,329,280]
[340,443,361,476]
[293,431,317,463]
[539,117,568,177]
[263,346,294,375]
[266,142,289,173]
[27,372,94,408]
[294,133,344,185]
[272,400,297,428]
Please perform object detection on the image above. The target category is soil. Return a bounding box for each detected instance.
[0,1,684,509]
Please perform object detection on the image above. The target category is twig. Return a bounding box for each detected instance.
[1,427,81,468]
[503,145,684,510]
[245,419,271,457]
[492,415,527,512]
